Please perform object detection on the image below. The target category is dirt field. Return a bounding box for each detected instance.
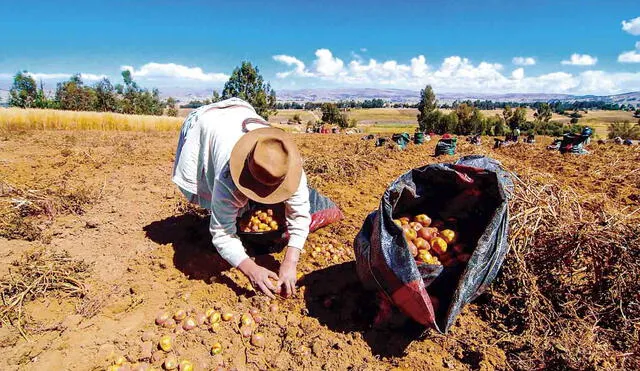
[0,127,638,370]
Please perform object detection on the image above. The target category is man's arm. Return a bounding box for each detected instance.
[285,172,312,250]
[210,179,278,298]
[209,180,250,267]
[277,172,311,297]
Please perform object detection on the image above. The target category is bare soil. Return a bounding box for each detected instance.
[0,130,638,370]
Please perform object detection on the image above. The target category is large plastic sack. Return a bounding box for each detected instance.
[392,133,411,150]
[560,133,590,154]
[435,138,457,156]
[353,155,513,332]
[238,187,343,252]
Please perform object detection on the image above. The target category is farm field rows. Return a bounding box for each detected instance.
[266,108,637,137]
[0,122,638,370]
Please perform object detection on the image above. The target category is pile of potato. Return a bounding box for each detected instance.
[239,209,280,232]
[106,303,277,371]
[394,214,471,267]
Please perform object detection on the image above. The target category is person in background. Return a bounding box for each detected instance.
[172,98,311,299]
[581,126,593,146]
[512,127,521,142]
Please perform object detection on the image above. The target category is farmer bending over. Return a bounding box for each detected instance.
[172,98,310,299]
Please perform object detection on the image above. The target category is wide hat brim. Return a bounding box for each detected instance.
[230,127,302,204]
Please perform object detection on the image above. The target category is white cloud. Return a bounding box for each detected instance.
[410,55,428,77]
[621,16,640,35]
[120,62,228,82]
[313,49,345,77]
[618,50,640,63]
[561,53,598,66]
[18,72,105,81]
[360,48,367,52]
[618,42,640,63]
[26,72,72,80]
[273,48,640,95]
[273,55,312,78]
[0,72,105,82]
[511,68,524,80]
[512,56,536,66]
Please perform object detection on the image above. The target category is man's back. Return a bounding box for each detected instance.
[172,98,266,205]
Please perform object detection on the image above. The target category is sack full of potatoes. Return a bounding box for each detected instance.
[354,155,513,332]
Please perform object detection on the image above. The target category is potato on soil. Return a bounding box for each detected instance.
[164,355,178,370]
[221,312,234,321]
[155,312,170,326]
[182,317,197,330]
[209,312,221,324]
[211,342,223,355]
[178,360,193,371]
[158,335,173,352]
[250,333,265,347]
[173,309,186,321]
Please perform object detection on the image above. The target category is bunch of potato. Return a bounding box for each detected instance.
[240,209,279,232]
[309,242,349,263]
[394,214,472,267]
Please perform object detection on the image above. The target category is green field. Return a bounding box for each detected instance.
[268,109,319,124]
[269,108,637,137]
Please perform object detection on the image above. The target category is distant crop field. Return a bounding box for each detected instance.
[263,108,640,139]
[3,107,633,138]
[0,108,183,131]
[362,122,418,134]
[268,109,319,124]
[346,108,417,124]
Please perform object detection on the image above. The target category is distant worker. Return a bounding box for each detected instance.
[581,127,593,146]
[172,98,311,299]
[526,133,535,144]
[512,127,521,142]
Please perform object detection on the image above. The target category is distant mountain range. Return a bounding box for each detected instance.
[1,86,639,107]
[274,88,640,105]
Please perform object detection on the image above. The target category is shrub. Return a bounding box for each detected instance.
[607,121,640,139]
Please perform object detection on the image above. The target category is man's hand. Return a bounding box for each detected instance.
[277,247,300,298]
[237,258,278,299]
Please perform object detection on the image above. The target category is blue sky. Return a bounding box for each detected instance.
[1,0,639,95]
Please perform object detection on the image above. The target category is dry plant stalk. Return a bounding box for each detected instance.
[482,148,639,370]
[0,249,90,340]
[0,180,99,241]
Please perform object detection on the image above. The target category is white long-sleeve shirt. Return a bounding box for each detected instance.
[172,98,311,267]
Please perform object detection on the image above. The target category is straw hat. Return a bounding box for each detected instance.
[229,127,302,204]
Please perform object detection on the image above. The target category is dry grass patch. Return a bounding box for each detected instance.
[0,249,90,339]
[0,180,99,241]
[0,108,182,131]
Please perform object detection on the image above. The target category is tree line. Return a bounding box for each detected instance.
[5,61,278,119]
[274,98,638,112]
[416,85,590,137]
[8,71,167,116]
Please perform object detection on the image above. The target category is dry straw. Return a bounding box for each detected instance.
[0,107,182,131]
[479,147,640,369]
[0,250,90,340]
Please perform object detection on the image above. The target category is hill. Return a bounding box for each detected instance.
[276,88,640,105]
